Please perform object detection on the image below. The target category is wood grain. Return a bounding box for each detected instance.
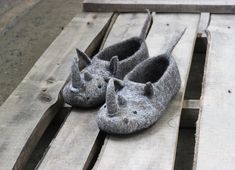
[194,14,235,170]
[83,0,235,13]
[94,13,200,170]
[0,12,112,170]
[38,13,150,170]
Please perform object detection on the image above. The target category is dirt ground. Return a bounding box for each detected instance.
[0,1,199,169]
[0,0,83,105]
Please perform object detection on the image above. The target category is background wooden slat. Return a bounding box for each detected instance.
[38,13,150,170]
[194,15,235,170]
[0,12,112,170]
[183,99,200,109]
[94,13,199,170]
[83,0,235,13]
[197,12,210,37]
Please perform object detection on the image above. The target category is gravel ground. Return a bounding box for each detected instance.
[0,0,83,105]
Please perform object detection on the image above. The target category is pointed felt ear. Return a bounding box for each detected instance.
[118,95,127,106]
[144,82,154,97]
[76,48,91,66]
[110,56,119,75]
[84,71,93,81]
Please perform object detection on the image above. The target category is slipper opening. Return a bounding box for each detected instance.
[128,56,169,84]
[98,38,142,61]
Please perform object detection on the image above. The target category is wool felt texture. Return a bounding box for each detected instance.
[96,29,186,134]
[62,10,152,108]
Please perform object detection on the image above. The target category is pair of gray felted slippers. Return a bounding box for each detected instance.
[62,11,185,134]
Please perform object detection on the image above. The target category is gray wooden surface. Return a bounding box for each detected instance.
[0,12,112,170]
[194,14,235,170]
[3,9,233,170]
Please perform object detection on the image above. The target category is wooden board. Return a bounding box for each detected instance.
[194,15,235,170]
[0,12,112,170]
[37,13,150,170]
[197,13,210,37]
[83,0,235,13]
[94,13,200,170]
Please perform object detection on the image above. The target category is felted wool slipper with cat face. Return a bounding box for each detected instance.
[97,29,186,134]
[62,10,152,108]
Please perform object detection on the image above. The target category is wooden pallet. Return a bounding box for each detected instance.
[0,11,234,170]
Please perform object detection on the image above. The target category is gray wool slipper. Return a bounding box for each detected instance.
[97,29,186,134]
[62,10,152,108]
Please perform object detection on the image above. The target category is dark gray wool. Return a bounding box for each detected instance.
[62,10,152,108]
[97,28,186,134]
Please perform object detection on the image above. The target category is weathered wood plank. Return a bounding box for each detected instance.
[94,13,199,170]
[83,0,235,13]
[197,13,210,37]
[194,15,235,170]
[0,13,112,170]
[38,13,150,170]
